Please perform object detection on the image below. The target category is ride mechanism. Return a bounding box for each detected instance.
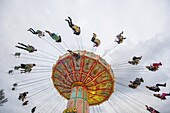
[52,50,115,113]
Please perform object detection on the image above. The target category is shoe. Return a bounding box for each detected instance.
[27,28,31,31]
[68,16,71,20]
[140,78,144,82]
[159,62,162,65]
[45,30,49,33]
[164,83,166,87]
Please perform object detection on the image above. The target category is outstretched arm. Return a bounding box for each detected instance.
[45,30,52,36]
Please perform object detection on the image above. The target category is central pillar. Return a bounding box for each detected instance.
[63,83,89,113]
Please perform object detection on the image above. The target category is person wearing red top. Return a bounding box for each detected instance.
[146,62,162,72]
[145,105,160,113]
[153,62,162,68]
[154,92,170,100]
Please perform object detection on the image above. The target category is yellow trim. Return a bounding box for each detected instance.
[72,82,87,88]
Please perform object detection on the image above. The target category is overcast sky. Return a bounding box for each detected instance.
[0,0,170,113]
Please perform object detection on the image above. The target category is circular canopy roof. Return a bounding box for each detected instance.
[52,50,115,106]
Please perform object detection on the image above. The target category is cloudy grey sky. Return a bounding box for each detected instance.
[0,0,170,113]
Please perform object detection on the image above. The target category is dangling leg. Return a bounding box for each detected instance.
[116,31,123,39]
[116,32,123,39]
[167,92,170,96]
[116,34,121,40]
[14,66,20,70]
[68,17,72,23]
[66,20,73,28]
[65,17,73,28]
[28,28,33,31]
[119,31,123,35]
[18,42,28,47]
[91,37,95,42]
[146,86,150,89]
[115,40,119,44]
[156,83,166,87]
[15,46,28,51]
[28,28,36,34]
[28,28,32,31]
[91,33,97,45]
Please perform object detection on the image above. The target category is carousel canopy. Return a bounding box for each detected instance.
[52,50,115,106]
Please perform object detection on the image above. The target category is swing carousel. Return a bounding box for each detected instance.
[52,50,115,113]
[8,15,167,113]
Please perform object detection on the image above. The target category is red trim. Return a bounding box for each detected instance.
[79,56,85,82]
[53,78,71,87]
[55,84,71,89]
[61,90,71,94]
[54,70,71,85]
[70,58,76,81]
[76,86,78,97]
[53,62,72,85]
[79,51,86,82]
[86,70,106,86]
[83,61,97,83]
[60,58,74,82]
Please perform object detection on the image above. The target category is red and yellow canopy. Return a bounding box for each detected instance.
[52,50,115,106]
